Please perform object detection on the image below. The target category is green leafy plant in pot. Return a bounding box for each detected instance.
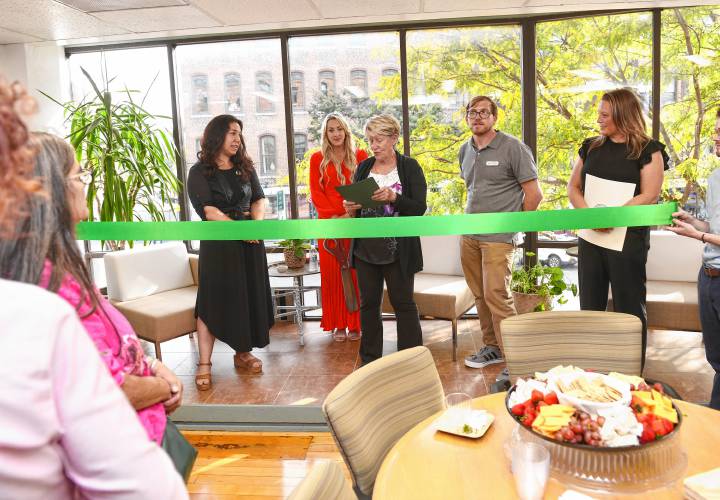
[42,67,180,251]
[278,239,310,269]
[511,251,578,313]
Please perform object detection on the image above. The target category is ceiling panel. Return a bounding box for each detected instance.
[314,0,421,18]
[423,0,526,12]
[0,0,130,40]
[191,0,321,25]
[94,5,222,32]
[0,26,43,44]
[57,0,188,11]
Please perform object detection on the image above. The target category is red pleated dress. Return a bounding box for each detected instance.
[309,149,368,332]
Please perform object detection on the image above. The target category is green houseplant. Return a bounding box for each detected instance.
[511,252,578,313]
[277,239,310,269]
[43,67,180,250]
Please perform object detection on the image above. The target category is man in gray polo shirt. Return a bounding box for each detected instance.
[459,95,543,369]
[668,107,720,409]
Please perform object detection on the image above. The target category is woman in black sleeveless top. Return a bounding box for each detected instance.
[567,88,669,369]
[187,115,274,390]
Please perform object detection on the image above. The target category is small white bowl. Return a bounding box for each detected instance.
[276,264,288,273]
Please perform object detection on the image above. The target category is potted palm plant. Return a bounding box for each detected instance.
[43,67,180,251]
[511,252,578,313]
[277,239,310,269]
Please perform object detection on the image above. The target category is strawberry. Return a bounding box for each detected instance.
[531,390,544,404]
[662,418,674,434]
[543,391,559,405]
[640,423,656,444]
[651,419,667,437]
[511,404,525,416]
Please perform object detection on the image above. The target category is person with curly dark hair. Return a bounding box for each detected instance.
[187,115,274,389]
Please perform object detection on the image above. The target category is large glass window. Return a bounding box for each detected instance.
[661,6,720,216]
[255,71,275,113]
[535,13,653,219]
[67,47,177,225]
[407,26,522,215]
[289,32,401,219]
[291,71,305,110]
[176,40,289,221]
[224,72,242,113]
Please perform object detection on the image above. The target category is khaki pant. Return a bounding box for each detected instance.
[460,237,517,350]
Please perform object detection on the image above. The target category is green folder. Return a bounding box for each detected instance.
[334,177,383,208]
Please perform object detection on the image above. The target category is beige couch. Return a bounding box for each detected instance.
[609,230,703,332]
[104,243,199,360]
[382,235,475,361]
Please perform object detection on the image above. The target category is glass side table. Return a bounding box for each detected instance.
[268,262,321,346]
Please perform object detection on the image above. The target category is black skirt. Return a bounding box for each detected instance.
[195,240,274,352]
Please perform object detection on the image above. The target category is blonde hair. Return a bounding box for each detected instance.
[589,88,651,159]
[364,114,401,139]
[319,113,357,185]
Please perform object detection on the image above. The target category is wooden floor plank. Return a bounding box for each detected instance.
[185,431,348,500]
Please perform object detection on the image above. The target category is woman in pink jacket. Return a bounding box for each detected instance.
[0,79,187,498]
[2,131,184,445]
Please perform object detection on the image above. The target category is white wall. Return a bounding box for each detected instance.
[0,43,68,134]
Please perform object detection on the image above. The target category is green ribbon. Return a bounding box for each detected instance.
[75,203,676,241]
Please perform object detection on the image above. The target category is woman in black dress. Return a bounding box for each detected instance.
[187,115,274,390]
[567,88,668,369]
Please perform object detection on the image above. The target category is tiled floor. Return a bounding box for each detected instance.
[150,318,716,406]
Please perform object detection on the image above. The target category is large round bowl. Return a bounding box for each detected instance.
[505,386,687,494]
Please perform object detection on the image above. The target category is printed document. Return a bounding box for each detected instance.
[578,174,636,252]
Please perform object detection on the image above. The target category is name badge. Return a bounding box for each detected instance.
[486,160,500,166]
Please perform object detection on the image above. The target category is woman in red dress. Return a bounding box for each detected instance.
[309,113,367,342]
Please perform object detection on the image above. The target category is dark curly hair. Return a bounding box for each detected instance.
[198,114,255,182]
[0,79,40,238]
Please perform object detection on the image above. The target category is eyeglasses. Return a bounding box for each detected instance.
[69,168,93,186]
[466,109,493,119]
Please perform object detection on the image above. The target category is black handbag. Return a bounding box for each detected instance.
[161,418,198,482]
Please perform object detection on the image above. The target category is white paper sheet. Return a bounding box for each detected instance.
[578,174,636,252]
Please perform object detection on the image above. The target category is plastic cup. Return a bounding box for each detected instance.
[512,442,550,500]
[444,392,472,429]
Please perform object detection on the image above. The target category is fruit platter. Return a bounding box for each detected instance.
[505,366,687,493]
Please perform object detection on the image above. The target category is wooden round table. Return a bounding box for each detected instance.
[373,392,720,499]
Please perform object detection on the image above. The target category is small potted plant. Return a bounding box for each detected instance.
[278,239,310,269]
[511,252,578,314]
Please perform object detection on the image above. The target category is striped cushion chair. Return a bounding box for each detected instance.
[287,460,356,500]
[500,311,643,380]
[321,346,444,499]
